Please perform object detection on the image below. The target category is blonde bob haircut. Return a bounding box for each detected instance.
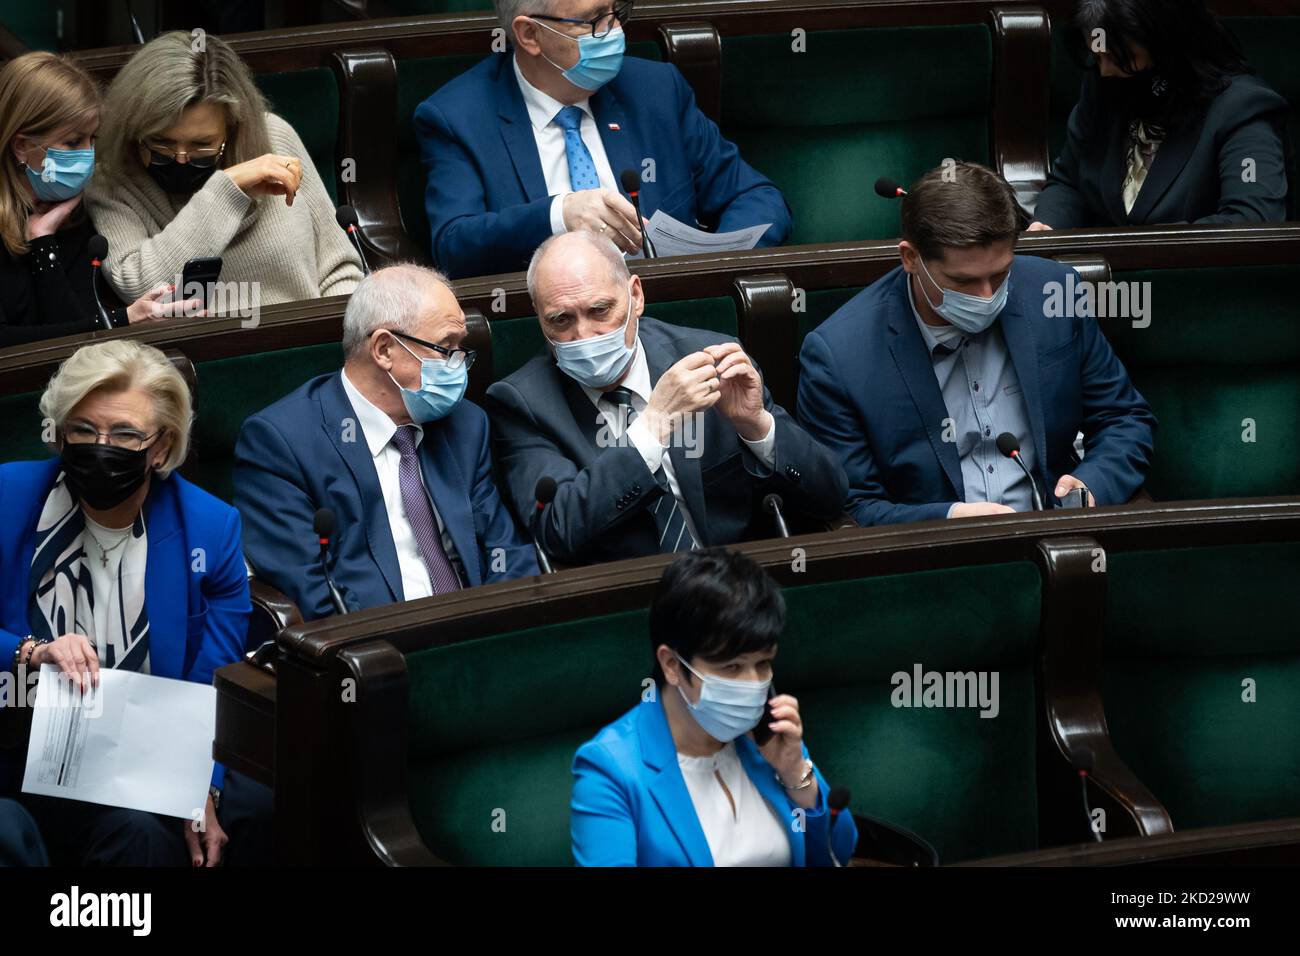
[39,340,194,478]
[96,30,270,181]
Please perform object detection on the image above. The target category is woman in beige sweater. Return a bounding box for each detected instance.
[86,31,362,309]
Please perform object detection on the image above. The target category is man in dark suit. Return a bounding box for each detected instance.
[485,230,846,566]
[234,265,537,621]
[413,0,791,278]
[798,161,1157,527]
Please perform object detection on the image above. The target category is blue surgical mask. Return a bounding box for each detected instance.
[917,257,1010,335]
[389,338,468,424]
[675,653,772,744]
[547,281,637,389]
[533,21,626,92]
[25,146,95,202]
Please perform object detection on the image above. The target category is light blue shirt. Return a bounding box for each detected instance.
[906,276,1037,515]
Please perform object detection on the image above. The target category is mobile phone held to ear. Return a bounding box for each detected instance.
[752,686,777,746]
[179,256,222,311]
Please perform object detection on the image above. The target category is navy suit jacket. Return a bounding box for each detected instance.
[1036,72,1290,227]
[0,459,250,791]
[413,53,792,278]
[571,694,858,866]
[485,318,848,565]
[233,372,537,622]
[797,257,1157,527]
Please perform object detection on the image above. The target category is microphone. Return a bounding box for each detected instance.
[619,169,656,259]
[828,786,851,867]
[763,493,791,539]
[313,508,349,615]
[335,205,371,276]
[874,177,907,199]
[531,477,557,575]
[996,432,1044,511]
[86,234,115,331]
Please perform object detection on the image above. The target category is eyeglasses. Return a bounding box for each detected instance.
[389,330,476,371]
[143,141,227,169]
[529,1,632,38]
[63,422,162,451]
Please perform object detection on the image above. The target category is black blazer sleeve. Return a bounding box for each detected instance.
[1035,72,1104,229]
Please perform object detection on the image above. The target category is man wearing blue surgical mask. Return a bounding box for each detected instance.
[413,0,792,279]
[234,264,537,621]
[485,231,847,566]
[798,161,1157,527]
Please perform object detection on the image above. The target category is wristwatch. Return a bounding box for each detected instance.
[779,759,815,791]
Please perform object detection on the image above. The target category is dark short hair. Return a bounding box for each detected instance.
[649,548,785,685]
[900,161,1023,262]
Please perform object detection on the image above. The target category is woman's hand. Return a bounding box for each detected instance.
[754,693,818,805]
[126,284,204,324]
[224,153,302,206]
[184,794,228,867]
[25,196,82,241]
[29,633,99,692]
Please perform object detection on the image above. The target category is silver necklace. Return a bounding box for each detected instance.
[84,527,130,568]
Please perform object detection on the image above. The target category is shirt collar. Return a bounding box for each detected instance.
[340,367,421,459]
[580,336,650,408]
[513,54,593,133]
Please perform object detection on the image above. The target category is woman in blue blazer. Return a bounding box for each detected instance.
[0,340,251,866]
[571,549,857,866]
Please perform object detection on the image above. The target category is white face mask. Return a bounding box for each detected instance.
[674,653,771,743]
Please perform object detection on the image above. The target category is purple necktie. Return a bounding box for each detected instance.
[390,425,461,595]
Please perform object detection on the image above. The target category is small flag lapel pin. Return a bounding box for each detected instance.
[608,122,621,131]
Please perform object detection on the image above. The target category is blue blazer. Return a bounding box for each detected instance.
[413,53,792,278]
[0,458,250,790]
[233,372,538,622]
[797,256,1157,527]
[571,695,858,867]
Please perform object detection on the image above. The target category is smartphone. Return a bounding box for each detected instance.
[752,685,777,746]
[178,256,222,311]
[1057,487,1091,509]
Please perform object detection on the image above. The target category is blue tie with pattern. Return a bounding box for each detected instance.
[604,388,698,553]
[554,105,600,191]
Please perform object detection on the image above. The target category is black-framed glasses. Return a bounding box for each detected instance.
[63,422,163,451]
[390,330,476,371]
[144,141,227,169]
[529,0,632,38]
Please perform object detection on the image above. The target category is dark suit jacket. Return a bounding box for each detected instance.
[1035,72,1290,227]
[796,257,1157,527]
[233,372,537,622]
[484,318,847,565]
[413,53,792,278]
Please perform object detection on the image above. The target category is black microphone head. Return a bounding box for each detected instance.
[87,234,108,261]
[763,492,784,514]
[535,476,558,505]
[619,169,641,195]
[828,786,851,812]
[874,177,902,199]
[995,432,1021,458]
[335,204,359,230]
[313,507,336,539]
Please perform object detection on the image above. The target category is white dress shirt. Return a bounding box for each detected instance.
[512,55,618,236]
[579,337,776,547]
[340,369,465,600]
[677,742,792,867]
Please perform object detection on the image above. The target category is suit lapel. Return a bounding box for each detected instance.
[1125,115,1204,223]
[592,87,646,203]
[418,427,481,587]
[735,736,805,866]
[320,374,403,603]
[996,290,1049,495]
[142,477,184,678]
[560,371,604,462]
[640,698,714,866]
[497,55,549,203]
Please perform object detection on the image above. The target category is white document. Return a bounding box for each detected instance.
[644,210,771,258]
[22,664,215,820]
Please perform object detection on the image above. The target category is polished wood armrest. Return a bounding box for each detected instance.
[247,576,304,659]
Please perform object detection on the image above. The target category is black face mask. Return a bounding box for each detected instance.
[61,441,154,511]
[146,159,217,195]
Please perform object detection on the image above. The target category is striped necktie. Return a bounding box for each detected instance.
[390,425,462,595]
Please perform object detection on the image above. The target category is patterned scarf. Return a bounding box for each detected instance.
[28,472,152,673]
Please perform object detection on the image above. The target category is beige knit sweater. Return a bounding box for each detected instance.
[86,112,362,307]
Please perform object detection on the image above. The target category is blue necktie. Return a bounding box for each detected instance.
[554,105,600,192]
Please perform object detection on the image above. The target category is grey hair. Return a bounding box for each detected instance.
[526,231,630,309]
[342,263,452,359]
[493,0,556,43]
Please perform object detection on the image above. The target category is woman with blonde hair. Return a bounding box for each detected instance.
[0,340,257,866]
[0,52,194,346]
[87,31,362,307]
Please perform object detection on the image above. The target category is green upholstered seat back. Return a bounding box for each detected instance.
[406,560,1042,865]
[0,1,68,49]
[0,389,56,466]
[1102,541,1300,828]
[257,70,341,203]
[720,26,992,245]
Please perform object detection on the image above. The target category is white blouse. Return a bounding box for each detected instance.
[83,515,134,658]
[677,742,792,867]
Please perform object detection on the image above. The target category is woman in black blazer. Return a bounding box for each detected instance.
[1032,0,1290,230]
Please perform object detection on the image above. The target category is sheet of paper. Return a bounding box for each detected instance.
[644,210,771,258]
[22,664,215,820]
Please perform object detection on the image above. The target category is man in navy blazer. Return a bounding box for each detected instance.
[798,162,1156,527]
[234,265,537,622]
[413,0,791,278]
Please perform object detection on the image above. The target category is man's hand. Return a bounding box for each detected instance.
[1054,474,1096,506]
[1026,221,1053,232]
[642,351,720,444]
[703,342,770,441]
[562,189,642,254]
[948,502,1016,519]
